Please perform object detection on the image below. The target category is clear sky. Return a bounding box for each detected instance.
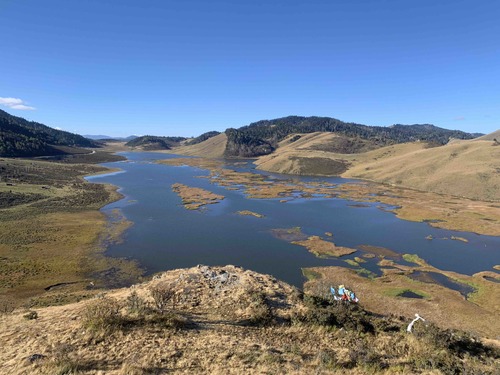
[1,0,499,137]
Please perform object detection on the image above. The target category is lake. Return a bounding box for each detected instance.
[86,152,500,287]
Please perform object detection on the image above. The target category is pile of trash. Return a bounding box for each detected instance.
[330,284,359,303]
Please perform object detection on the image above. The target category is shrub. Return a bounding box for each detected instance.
[126,290,148,315]
[0,299,16,315]
[294,294,374,333]
[81,296,121,335]
[246,291,273,326]
[150,283,175,314]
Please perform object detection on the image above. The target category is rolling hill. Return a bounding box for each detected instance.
[254,131,500,201]
[223,116,480,157]
[170,115,481,160]
[169,133,228,158]
[0,109,98,157]
[125,135,187,150]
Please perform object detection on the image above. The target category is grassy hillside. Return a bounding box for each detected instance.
[476,130,500,141]
[1,265,498,374]
[169,133,227,158]
[343,139,500,201]
[224,116,479,157]
[255,133,500,201]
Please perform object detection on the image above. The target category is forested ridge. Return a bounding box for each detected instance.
[185,131,220,146]
[224,116,481,157]
[0,109,98,157]
[125,135,187,150]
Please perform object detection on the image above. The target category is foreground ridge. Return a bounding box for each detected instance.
[1,265,498,374]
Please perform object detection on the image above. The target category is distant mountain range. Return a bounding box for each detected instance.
[84,134,139,141]
[0,109,98,157]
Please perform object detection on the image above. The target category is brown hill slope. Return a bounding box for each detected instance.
[343,139,500,201]
[169,133,227,158]
[476,129,500,141]
[255,133,500,201]
[1,265,498,374]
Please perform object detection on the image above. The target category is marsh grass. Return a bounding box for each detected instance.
[0,158,142,308]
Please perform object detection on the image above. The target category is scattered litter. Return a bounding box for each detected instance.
[407,313,425,332]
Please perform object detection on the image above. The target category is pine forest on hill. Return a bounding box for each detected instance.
[224,116,482,157]
[0,109,98,157]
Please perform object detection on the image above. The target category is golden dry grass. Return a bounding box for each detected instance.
[171,183,224,210]
[343,140,500,201]
[168,133,228,158]
[1,265,498,374]
[255,133,500,202]
[304,261,500,339]
[236,210,264,218]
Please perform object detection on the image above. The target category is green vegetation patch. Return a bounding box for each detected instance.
[344,259,359,267]
[355,267,377,279]
[302,268,322,281]
[402,253,427,266]
[0,157,142,308]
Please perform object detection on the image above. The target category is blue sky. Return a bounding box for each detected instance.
[1,0,499,137]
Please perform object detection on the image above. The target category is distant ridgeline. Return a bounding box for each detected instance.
[224,116,482,157]
[0,109,98,157]
[125,135,187,150]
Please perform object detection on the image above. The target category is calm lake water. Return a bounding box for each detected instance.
[87,152,500,287]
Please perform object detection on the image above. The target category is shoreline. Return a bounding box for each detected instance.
[0,155,143,310]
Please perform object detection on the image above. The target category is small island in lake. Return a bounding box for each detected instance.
[171,183,224,210]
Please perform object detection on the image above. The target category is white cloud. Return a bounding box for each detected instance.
[0,97,36,110]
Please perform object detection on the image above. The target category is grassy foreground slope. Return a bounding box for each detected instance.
[1,265,498,374]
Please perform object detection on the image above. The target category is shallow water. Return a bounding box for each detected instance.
[87,152,500,288]
[398,291,424,299]
[407,271,476,297]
